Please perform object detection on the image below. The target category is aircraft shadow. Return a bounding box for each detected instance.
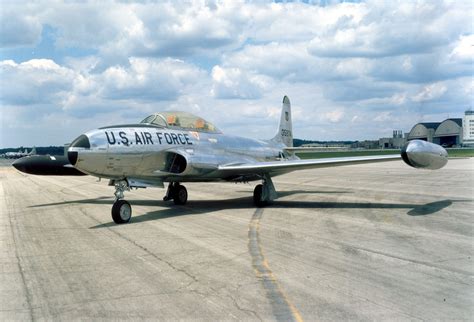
[30,190,349,209]
[236,190,352,196]
[28,191,468,227]
[272,199,456,215]
[89,198,467,229]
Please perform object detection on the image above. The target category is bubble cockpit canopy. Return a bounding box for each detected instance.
[140,111,220,133]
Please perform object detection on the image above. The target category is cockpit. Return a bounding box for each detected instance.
[140,111,221,133]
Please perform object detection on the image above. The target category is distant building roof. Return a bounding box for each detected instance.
[445,118,462,127]
[418,122,441,130]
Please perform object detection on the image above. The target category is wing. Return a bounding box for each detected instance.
[217,154,400,177]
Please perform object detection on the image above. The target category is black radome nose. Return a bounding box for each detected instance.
[12,157,27,172]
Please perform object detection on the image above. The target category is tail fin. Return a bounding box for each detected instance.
[272,95,293,147]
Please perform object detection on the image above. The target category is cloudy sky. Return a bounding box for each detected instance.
[0,0,472,147]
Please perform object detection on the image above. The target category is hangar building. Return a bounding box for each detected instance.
[407,122,440,142]
[433,119,463,146]
[407,118,464,147]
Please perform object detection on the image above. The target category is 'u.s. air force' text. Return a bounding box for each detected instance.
[105,131,192,146]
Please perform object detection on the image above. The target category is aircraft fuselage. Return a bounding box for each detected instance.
[69,125,284,182]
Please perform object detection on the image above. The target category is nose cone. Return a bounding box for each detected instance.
[12,157,28,172]
[12,155,86,176]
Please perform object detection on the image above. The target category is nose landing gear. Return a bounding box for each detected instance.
[111,180,132,224]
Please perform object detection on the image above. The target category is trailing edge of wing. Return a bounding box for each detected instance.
[284,147,349,152]
[218,154,401,174]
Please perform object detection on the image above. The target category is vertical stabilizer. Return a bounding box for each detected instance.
[272,95,293,147]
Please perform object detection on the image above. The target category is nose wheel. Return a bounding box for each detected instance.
[112,199,132,224]
[111,180,132,224]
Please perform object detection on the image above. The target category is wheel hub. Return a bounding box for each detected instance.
[120,203,131,220]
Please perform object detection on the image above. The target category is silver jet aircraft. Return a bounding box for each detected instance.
[13,96,448,224]
[5,147,36,159]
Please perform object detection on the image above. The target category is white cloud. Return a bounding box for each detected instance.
[323,110,345,123]
[0,56,205,118]
[374,111,393,122]
[222,42,371,83]
[308,1,471,58]
[450,34,474,64]
[0,59,75,105]
[245,1,365,43]
[98,57,204,101]
[0,1,472,147]
[211,66,268,99]
[411,82,447,103]
[0,7,41,48]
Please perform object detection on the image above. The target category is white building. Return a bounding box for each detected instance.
[463,110,474,147]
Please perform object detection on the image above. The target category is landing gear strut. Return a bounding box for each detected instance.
[163,182,188,205]
[111,180,132,224]
[253,174,277,207]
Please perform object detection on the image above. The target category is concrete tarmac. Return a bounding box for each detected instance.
[1,158,473,320]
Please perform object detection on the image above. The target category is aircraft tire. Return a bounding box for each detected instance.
[173,185,188,205]
[112,199,132,224]
[253,184,267,207]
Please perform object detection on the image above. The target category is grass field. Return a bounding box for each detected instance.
[296,148,474,159]
[446,149,474,157]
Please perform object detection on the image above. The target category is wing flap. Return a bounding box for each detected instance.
[283,147,349,153]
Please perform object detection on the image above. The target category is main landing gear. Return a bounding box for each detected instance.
[163,182,188,205]
[253,174,277,207]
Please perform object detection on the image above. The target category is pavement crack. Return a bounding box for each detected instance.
[227,293,263,321]
[78,207,199,285]
[4,188,35,321]
[248,208,303,322]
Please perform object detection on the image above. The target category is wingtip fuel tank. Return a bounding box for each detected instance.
[401,140,448,170]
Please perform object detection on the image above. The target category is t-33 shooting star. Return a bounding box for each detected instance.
[13,96,448,224]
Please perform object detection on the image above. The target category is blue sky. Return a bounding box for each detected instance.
[0,0,472,147]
